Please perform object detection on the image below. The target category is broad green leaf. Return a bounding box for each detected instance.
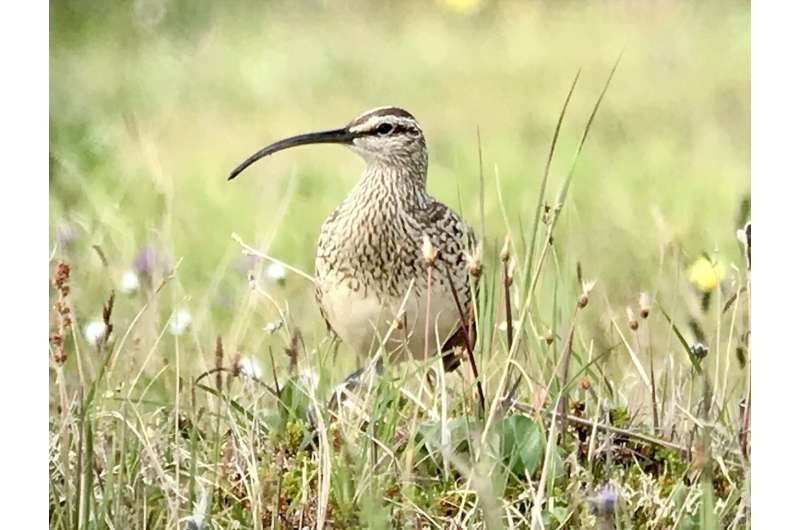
[497,414,545,477]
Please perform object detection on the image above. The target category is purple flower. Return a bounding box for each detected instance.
[132,245,158,277]
[231,255,259,276]
[55,222,78,249]
[588,485,617,516]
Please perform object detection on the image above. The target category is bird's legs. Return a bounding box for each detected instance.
[326,355,385,413]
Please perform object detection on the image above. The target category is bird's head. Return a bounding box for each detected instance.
[229,107,427,181]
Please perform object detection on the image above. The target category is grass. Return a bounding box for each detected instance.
[49,1,750,528]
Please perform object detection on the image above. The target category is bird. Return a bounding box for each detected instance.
[229,106,477,371]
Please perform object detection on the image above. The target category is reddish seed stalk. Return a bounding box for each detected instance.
[557,317,576,444]
[636,327,659,433]
[502,260,514,353]
[740,387,750,461]
[443,266,485,417]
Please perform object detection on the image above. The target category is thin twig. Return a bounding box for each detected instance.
[194,367,280,399]
[557,317,576,444]
[510,400,688,454]
[443,265,486,417]
[232,233,314,283]
[502,259,514,353]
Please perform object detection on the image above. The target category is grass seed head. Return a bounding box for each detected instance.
[500,234,511,262]
[230,353,242,378]
[578,279,596,309]
[626,306,639,331]
[421,234,438,265]
[391,315,404,331]
[466,244,482,278]
[215,336,224,391]
[504,256,516,286]
[638,291,651,319]
[52,347,67,365]
[53,261,70,291]
[577,292,589,308]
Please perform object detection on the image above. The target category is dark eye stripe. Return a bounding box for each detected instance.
[377,123,417,135]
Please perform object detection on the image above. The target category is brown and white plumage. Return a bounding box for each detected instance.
[230,107,476,367]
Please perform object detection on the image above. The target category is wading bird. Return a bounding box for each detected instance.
[229,107,476,372]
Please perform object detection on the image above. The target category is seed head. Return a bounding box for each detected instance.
[626,306,639,331]
[53,348,67,365]
[638,292,651,319]
[53,261,70,291]
[214,336,224,391]
[504,257,516,287]
[391,315,405,331]
[421,235,438,266]
[578,280,597,309]
[230,353,242,378]
[577,293,588,308]
[500,234,511,263]
[49,332,63,347]
[466,244,482,278]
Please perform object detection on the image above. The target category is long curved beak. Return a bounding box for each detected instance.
[228,127,354,181]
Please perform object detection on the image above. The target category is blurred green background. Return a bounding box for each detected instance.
[50,0,749,365]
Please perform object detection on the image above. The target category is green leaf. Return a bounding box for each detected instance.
[278,376,310,427]
[417,416,472,459]
[658,304,704,374]
[497,414,545,477]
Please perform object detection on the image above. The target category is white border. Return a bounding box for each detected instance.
[0,1,788,527]
[752,1,800,526]
[0,1,48,527]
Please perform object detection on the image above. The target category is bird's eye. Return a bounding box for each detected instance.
[376,123,393,135]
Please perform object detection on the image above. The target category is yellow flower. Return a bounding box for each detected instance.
[687,256,726,292]
[439,0,484,15]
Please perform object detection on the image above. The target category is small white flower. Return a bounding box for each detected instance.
[497,320,521,332]
[120,271,140,294]
[183,486,208,530]
[169,308,192,336]
[238,357,262,379]
[736,228,747,246]
[263,320,283,334]
[299,367,320,393]
[265,262,287,285]
[84,321,107,346]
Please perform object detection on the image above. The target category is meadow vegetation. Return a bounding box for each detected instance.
[50,1,750,528]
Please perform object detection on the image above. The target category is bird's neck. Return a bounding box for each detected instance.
[350,158,430,209]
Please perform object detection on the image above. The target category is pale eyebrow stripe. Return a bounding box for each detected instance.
[350,115,418,133]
